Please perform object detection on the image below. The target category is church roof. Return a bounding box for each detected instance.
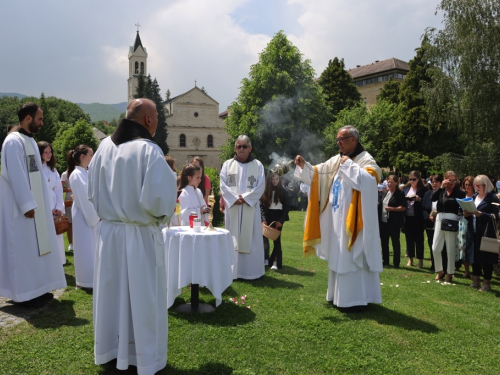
[348,58,409,79]
[133,31,144,52]
[163,86,219,105]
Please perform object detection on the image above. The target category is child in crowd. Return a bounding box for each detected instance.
[260,172,290,270]
[178,164,210,226]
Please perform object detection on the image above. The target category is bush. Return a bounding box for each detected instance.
[205,167,224,227]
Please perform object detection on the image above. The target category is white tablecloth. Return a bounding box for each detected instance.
[163,226,235,308]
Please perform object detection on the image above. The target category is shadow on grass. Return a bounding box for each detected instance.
[169,300,256,327]
[330,304,439,333]
[235,276,303,289]
[274,265,316,277]
[29,299,89,329]
[97,361,233,375]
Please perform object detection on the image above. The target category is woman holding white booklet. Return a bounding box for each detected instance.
[463,175,499,291]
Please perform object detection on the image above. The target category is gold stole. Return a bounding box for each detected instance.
[302,159,380,256]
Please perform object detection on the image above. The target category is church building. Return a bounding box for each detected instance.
[127,30,229,171]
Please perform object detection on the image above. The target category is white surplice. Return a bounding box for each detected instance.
[178,185,207,225]
[220,158,265,280]
[0,133,66,302]
[70,166,99,288]
[296,154,383,307]
[42,164,66,264]
[88,137,177,375]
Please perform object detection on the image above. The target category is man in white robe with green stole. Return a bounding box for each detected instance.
[89,99,177,375]
[295,126,383,312]
[220,135,265,280]
[0,103,66,308]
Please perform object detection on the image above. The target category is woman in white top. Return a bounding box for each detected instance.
[68,145,100,289]
[37,141,66,264]
[178,164,210,226]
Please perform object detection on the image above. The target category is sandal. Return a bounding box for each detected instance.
[479,284,492,292]
[469,281,480,289]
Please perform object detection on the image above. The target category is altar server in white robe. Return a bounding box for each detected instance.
[68,145,99,289]
[220,135,265,280]
[0,103,66,308]
[38,141,66,265]
[88,99,177,375]
[295,125,383,311]
[178,164,210,226]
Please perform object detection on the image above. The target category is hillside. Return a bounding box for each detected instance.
[77,102,127,122]
[0,93,125,123]
[0,92,27,99]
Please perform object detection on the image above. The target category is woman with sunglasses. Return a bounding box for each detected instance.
[403,171,427,268]
[463,175,499,291]
[432,171,466,282]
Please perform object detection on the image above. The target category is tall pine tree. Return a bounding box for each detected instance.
[135,74,169,154]
[317,57,361,122]
[388,39,461,174]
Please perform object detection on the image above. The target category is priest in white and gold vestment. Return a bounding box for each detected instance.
[295,125,383,310]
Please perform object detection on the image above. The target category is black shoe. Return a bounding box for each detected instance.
[339,305,367,314]
[40,293,54,301]
[17,298,45,308]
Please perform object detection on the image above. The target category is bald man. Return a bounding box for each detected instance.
[88,99,177,374]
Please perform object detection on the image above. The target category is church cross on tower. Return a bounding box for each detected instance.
[135,23,141,32]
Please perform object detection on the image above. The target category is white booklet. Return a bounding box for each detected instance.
[455,197,476,212]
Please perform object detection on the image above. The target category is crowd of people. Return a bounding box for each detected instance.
[378,171,500,291]
[1,104,498,375]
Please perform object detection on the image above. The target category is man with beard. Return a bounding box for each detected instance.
[0,103,67,308]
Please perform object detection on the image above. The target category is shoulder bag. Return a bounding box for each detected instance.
[480,217,500,253]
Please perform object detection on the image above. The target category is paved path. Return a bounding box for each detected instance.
[0,288,65,329]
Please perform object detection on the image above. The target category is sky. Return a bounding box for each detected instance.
[0,0,443,112]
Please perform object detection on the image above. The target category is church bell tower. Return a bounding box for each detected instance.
[127,26,148,103]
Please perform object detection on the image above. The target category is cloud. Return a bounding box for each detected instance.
[0,0,443,110]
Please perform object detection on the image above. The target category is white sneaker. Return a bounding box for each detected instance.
[264,259,268,266]
[271,262,278,270]
[68,244,73,251]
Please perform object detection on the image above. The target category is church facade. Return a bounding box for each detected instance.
[127,31,229,171]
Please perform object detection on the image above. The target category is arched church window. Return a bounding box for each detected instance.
[207,135,214,148]
[180,134,186,147]
[135,62,139,74]
[140,62,144,75]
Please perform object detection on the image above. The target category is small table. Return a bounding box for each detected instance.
[163,226,235,313]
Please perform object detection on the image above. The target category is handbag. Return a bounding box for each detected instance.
[480,218,500,254]
[54,215,69,235]
[441,218,459,232]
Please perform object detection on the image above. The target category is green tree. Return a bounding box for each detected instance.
[377,78,401,104]
[135,74,169,154]
[52,119,99,173]
[0,94,89,147]
[424,0,500,176]
[222,31,329,165]
[388,39,462,174]
[324,100,401,168]
[35,93,57,144]
[317,57,361,122]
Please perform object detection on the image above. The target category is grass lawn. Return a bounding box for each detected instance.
[1,211,500,374]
